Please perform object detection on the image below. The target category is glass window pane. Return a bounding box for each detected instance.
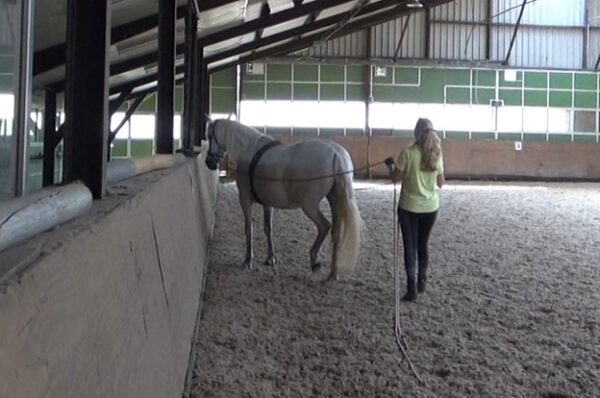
[0,0,18,199]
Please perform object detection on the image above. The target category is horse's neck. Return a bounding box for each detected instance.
[221,122,268,160]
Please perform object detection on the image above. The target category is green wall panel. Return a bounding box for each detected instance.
[293,83,318,100]
[243,66,264,81]
[268,64,292,81]
[497,132,522,141]
[499,89,522,106]
[445,69,470,85]
[242,82,264,100]
[0,75,14,92]
[320,84,344,101]
[573,134,596,143]
[575,73,597,90]
[500,71,522,88]
[212,88,236,113]
[175,86,183,113]
[394,67,419,85]
[293,127,318,136]
[419,69,445,103]
[390,129,412,137]
[346,128,364,136]
[396,86,420,103]
[472,88,495,105]
[212,68,236,86]
[111,140,127,157]
[446,131,470,140]
[0,55,13,73]
[320,65,344,82]
[346,65,366,82]
[373,85,398,102]
[574,91,597,109]
[524,90,547,106]
[346,84,365,101]
[523,133,546,142]
[267,82,291,100]
[446,87,470,104]
[373,66,393,84]
[294,64,318,81]
[267,127,291,135]
[472,132,496,140]
[138,94,156,113]
[524,72,547,88]
[549,72,572,89]
[131,140,154,156]
[320,128,344,136]
[549,90,572,107]
[473,69,495,86]
[548,134,572,142]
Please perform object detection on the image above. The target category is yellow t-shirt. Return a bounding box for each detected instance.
[396,145,444,213]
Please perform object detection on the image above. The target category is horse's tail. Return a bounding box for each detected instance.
[331,155,363,275]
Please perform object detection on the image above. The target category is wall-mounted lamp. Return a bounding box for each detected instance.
[406,0,424,8]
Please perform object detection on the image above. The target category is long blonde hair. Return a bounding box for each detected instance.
[414,118,442,171]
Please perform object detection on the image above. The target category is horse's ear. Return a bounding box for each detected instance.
[227,113,233,120]
[205,114,213,123]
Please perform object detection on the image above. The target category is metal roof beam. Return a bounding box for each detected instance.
[34,5,188,76]
[210,0,453,73]
[198,0,355,46]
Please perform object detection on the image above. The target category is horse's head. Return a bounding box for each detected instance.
[205,118,225,170]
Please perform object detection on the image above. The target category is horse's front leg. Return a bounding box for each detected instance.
[239,196,254,269]
[263,206,276,266]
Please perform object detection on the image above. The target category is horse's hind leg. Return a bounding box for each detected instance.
[239,193,254,269]
[326,194,340,281]
[263,206,276,266]
[301,203,331,273]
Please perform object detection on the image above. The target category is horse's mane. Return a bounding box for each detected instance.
[218,120,269,158]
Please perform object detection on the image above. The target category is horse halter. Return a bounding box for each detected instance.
[207,120,224,158]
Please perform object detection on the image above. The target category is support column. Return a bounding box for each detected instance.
[12,0,34,196]
[199,64,209,143]
[63,0,111,199]
[156,0,176,154]
[183,0,198,152]
[43,89,56,187]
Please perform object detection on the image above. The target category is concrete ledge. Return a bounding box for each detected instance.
[0,156,218,398]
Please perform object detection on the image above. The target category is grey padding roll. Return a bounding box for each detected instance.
[106,158,136,185]
[0,182,93,252]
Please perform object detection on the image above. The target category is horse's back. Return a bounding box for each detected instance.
[251,139,351,208]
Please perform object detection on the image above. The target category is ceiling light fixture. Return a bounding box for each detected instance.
[406,0,424,8]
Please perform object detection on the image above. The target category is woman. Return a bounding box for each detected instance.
[385,118,445,301]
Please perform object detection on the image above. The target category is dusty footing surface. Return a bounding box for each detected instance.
[189,181,600,397]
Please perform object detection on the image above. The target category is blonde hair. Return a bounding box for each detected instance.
[414,118,442,171]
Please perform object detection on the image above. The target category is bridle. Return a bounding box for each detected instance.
[207,120,224,158]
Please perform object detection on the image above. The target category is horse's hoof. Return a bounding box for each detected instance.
[311,262,322,273]
[326,272,339,281]
[263,257,276,266]
[243,261,253,270]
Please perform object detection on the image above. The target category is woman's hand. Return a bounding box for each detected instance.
[384,157,403,183]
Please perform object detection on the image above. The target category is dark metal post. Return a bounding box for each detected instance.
[192,42,205,146]
[156,0,176,154]
[424,6,431,59]
[504,0,527,66]
[43,89,56,187]
[393,13,411,61]
[63,0,111,199]
[199,64,209,143]
[183,0,198,152]
[485,0,492,60]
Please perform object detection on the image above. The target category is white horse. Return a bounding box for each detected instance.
[205,119,362,280]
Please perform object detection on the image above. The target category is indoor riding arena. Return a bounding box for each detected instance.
[1,1,599,398]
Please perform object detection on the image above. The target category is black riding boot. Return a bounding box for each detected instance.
[417,275,427,293]
[402,277,417,301]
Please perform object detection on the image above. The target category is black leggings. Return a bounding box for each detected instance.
[397,207,438,291]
